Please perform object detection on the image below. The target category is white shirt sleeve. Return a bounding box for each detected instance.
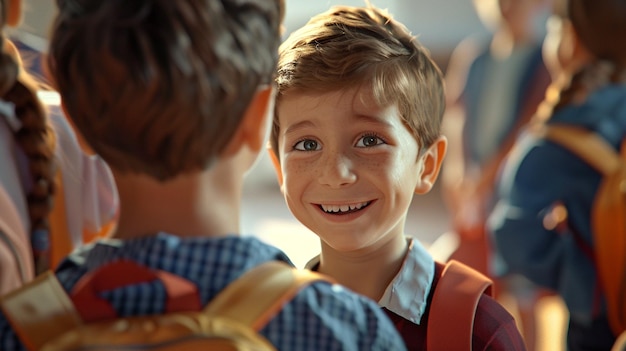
[43,91,119,248]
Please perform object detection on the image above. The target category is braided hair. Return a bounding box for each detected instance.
[0,0,56,273]
[535,0,626,122]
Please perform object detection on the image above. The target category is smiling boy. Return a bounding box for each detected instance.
[0,1,408,350]
[269,5,527,350]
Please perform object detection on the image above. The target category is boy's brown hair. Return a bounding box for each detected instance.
[270,5,445,158]
[48,0,284,181]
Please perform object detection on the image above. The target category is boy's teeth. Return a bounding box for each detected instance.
[321,202,368,213]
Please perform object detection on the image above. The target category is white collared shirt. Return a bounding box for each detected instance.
[306,236,435,324]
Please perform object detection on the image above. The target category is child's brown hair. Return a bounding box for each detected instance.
[541,0,626,117]
[48,0,284,181]
[271,5,445,159]
[569,0,626,67]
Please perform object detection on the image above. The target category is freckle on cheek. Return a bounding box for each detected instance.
[367,161,382,169]
[295,164,308,174]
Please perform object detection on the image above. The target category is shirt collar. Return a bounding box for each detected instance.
[379,237,434,324]
[305,237,434,324]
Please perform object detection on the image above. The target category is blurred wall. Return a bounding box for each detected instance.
[15,0,56,48]
[18,0,487,58]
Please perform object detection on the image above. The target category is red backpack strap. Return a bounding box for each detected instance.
[427,260,493,351]
[70,259,202,322]
[0,271,82,351]
[204,260,334,331]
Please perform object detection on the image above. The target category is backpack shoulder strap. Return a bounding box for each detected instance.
[0,271,82,351]
[612,330,626,351]
[48,170,73,270]
[540,124,623,175]
[204,260,334,331]
[427,260,493,351]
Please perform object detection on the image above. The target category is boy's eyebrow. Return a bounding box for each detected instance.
[284,120,316,136]
[283,114,394,136]
[354,113,393,127]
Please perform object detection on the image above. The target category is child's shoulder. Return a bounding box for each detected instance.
[472,294,526,350]
[287,274,407,350]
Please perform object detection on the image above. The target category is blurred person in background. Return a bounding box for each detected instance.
[489,0,626,348]
[0,0,118,294]
[439,0,553,349]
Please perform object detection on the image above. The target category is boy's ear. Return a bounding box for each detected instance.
[267,145,284,187]
[415,136,448,195]
[223,86,274,156]
[6,0,22,27]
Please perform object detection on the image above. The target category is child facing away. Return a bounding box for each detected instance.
[268,4,526,350]
[0,0,407,350]
[0,0,117,294]
[488,0,626,349]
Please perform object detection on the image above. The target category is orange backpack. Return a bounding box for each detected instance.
[0,260,331,351]
[542,123,626,336]
[48,169,116,271]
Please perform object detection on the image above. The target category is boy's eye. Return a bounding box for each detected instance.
[356,135,384,148]
[294,139,320,151]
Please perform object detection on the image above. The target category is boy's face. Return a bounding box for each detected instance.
[272,86,438,253]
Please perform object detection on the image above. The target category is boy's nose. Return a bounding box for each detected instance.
[317,152,357,188]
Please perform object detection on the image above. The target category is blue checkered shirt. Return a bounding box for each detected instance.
[0,233,406,350]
